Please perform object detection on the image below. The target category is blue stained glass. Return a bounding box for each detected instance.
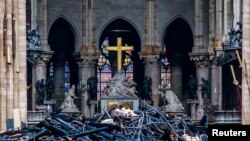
[127,64,133,72]
[102,64,111,72]
[64,62,70,92]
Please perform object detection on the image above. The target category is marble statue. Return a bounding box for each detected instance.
[36,79,45,105]
[201,78,209,99]
[102,71,138,98]
[164,90,184,112]
[185,75,198,99]
[143,76,152,101]
[60,85,80,113]
[87,76,98,104]
[27,28,41,48]
[46,76,54,100]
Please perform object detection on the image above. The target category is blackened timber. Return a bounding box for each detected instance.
[85,125,116,140]
[69,127,109,139]
[56,118,79,132]
[44,123,68,136]
[88,122,121,130]
[27,129,49,141]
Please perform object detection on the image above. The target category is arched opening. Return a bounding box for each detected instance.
[98,18,143,98]
[163,18,195,103]
[48,18,78,108]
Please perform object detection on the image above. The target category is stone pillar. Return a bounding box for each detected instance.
[208,0,215,53]
[0,0,27,131]
[216,0,223,41]
[31,0,37,28]
[233,0,241,27]
[36,0,48,50]
[145,0,155,45]
[227,0,232,30]
[210,59,219,108]
[193,0,205,53]
[190,54,210,119]
[141,0,160,107]
[54,58,65,107]
[0,0,7,131]
[17,0,27,128]
[242,0,250,124]
[143,56,161,107]
[77,56,97,117]
[83,0,95,47]
[223,0,227,33]
[171,64,182,99]
[80,0,99,116]
[6,0,14,119]
[27,50,53,108]
[218,66,223,111]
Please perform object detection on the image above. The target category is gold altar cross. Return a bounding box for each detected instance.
[106,37,134,71]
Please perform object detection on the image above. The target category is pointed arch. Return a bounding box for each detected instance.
[97,17,144,98]
[161,15,194,50]
[48,16,80,52]
[161,15,195,103]
[97,16,142,49]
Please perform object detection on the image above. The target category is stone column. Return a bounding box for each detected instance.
[210,58,219,108]
[223,0,227,34]
[145,0,155,45]
[227,0,232,30]
[0,0,7,131]
[31,0,37,28]
[5,0,14,119]
[77,56,97,117]
[190,54,210,119]
[141,0,160,107]
[80,0,99,116]
[193,0,205,53]
[0,0,27,131]
[218,66,223,111]
[233,0,241,27]
[27,50,53,108]
[143,56,161,107]
[242,0,250,124]
[171,64,182,99]
[36,0,48,50]
[208,0,215,53]
[17,0,27,129]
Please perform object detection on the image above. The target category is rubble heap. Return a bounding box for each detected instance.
[0,101,208,141]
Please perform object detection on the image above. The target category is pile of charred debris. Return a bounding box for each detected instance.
[0,102,208,141]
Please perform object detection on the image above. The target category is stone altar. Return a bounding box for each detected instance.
[100,71,139,111]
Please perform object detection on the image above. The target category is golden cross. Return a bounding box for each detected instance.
[106,37,134,71]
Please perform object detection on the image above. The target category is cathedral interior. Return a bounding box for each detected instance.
[0,0,249,136]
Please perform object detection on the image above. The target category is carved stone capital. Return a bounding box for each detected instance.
[209,54,217,68]
[142,55,160,65]
[27,48,53,66]
[74,52,98,68]
[139,45,160,56]
[189,53,210,68]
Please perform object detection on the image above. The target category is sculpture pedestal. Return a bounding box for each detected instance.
[100,97,139,112]
[214,110,241,124]
[187,99,200,120]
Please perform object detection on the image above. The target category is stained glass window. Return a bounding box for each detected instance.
[161,56,171,88]
[97,58,112,100]
[97,38,134,99]
[64,62,70,94]
[123,55,133,80]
